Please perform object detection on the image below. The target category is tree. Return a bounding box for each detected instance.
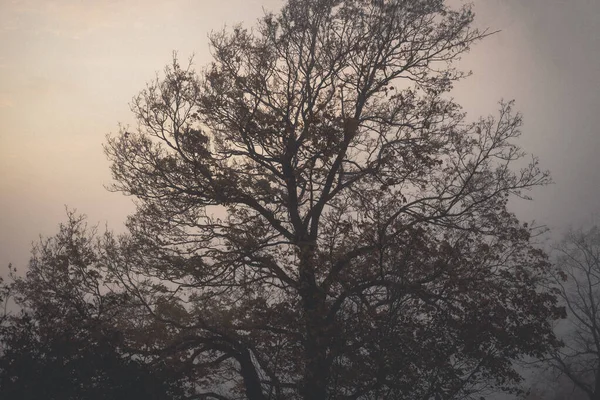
[0,213,186,400]
[524,366,588,400]
[103,0,563,399]
[549,226,600,400]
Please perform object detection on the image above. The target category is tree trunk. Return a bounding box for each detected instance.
[592,362,600,400]
[301,310,330,400]
[298,244,331,400]
[238,348,268,400]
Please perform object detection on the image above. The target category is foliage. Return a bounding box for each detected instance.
[101,0,564,399]
[2,0,565,399]
[0,213,185,400]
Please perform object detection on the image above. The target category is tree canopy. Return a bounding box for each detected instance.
[0,214,186,400]
[2,1,565,399]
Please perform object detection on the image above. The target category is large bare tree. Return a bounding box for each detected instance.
[103,0,563,399]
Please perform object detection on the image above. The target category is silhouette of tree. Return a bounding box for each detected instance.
[97,0,563,399]
[0,213,186,400]
[523,365,587,400]
[549,226,600,400]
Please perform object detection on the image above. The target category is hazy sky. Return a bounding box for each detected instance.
[0,0,599,271]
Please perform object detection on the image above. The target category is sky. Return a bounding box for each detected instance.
[0,0,599,272]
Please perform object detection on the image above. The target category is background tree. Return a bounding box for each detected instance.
[102,0,563,399]
[549,226,600,400]
[523,364,587,400]
[0,213,186,400]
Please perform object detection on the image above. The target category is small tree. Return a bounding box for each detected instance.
[103,0,563,399]
[0,213,185,400]
[550,226,600,400]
